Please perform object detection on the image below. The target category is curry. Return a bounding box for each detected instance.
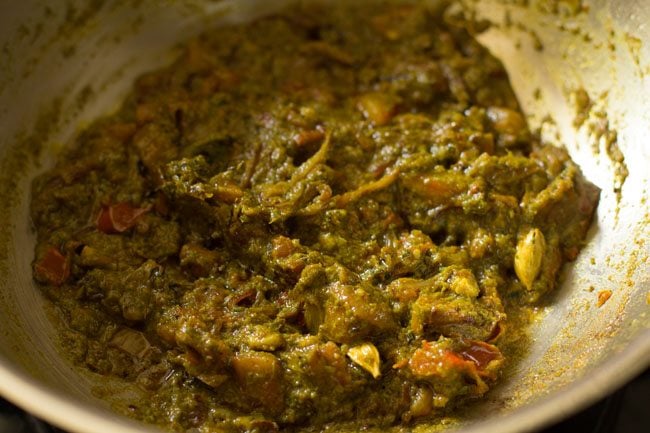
[30,2,599,432]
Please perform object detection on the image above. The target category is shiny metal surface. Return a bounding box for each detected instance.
[0,1,648,433]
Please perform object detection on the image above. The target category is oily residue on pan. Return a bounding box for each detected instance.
[0,98,62,262]
[467,0,630,200]
[2,0,140,84]
[570,87,628,197]
[533,0,588,17]
[624,33,642,67]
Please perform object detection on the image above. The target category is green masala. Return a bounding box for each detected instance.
[30,2,599,432]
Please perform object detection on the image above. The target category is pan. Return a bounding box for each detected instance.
[0,1,648,432]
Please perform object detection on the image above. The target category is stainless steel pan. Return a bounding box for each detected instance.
[0,1,648,432]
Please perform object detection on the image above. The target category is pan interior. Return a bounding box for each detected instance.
[0,1,648,432]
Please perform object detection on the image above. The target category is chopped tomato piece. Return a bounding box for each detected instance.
[34,247,69,286]
[458,340,503,372]
[597,290,612,307]
[408,340,492,397]
[442,350,468,367]
[408,340,502,381]
[96,202,149,234]
[409,341,472,378]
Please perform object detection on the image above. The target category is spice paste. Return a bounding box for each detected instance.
[30,2,599,431]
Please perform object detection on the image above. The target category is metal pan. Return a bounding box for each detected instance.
[0,1,648,432]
